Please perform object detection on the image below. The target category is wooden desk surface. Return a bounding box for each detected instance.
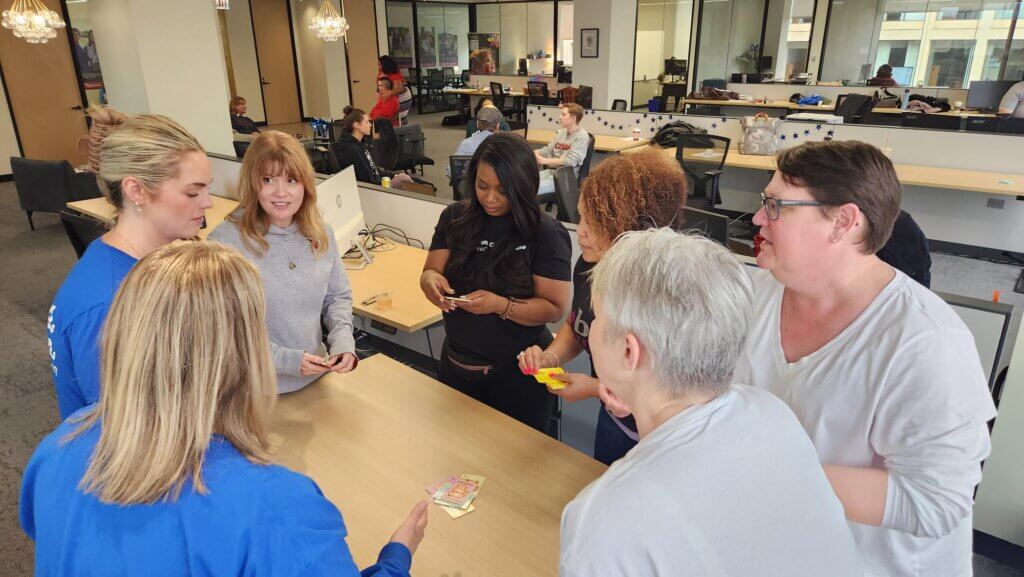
[269,355,606,577]
[626,144,1024,197]
[344,241,441,333]
[527,128,650,153]
[683,98,835,111]
[66,196,239,240]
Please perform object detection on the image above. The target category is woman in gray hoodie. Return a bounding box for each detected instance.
[210,131,357,393]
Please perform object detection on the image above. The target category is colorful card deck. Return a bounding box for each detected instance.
[533,367,567,389]
[427,473,486,519]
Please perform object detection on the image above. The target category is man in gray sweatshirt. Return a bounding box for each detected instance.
[536,103,590,202]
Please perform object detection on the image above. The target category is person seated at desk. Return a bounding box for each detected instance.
[559,228,862,577]
[466,98,511,137]
[451,107,502,165]
[331,106,412,188]
[518,149,688,465]
[734,141,996,577]
[48,114,214,420]
[209,131,359,394]
[229,96,260,134]
[22,242,429,577]
[535,103,589,200]
[867,64,898,87]
[420,132,572,434]
[998,80,1024,117]
[370,78,400,128]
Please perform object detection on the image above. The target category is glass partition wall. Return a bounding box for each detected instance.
[819,0,1024,87]
[633,0,695,109]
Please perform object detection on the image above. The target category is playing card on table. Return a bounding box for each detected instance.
[425,476,457,496]
[433,478,478,508]
[440,503,476,519]
[533,367,567,389]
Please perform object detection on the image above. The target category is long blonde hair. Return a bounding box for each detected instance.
[66,241,277,505]
[97,114,205,212]
[230,131,328,257]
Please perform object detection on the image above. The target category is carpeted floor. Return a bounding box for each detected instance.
[1,127,1022,574]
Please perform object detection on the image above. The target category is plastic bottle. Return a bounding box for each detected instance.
[901,89,911,110]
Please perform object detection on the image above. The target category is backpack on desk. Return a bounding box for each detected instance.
[652,120,713,149]
[739,113,781,156]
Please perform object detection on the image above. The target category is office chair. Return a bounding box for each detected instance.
[834,94,873,124]
[448,155,473,201]
[232,140,251,159]
[702,78,727,90]
[558,86,579,105]
[60,210,106,259]
[675,133,730,209]
[577,85,593,109]
[900,113,961,131]
[11,157,78,231]
[489,82,516,118]
[552,165,580,224]
[372,119,400,171]
[876,210,931,288]
[611,99,628,111]
[577,134,597,184]
[442,67,456,86]
[393,124,435,176]
[459,69,470,87]
[660,83,686,112]
[527,81,554,106]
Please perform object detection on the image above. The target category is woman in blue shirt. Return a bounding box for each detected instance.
[48,114,214,419]
[22,241,429,576]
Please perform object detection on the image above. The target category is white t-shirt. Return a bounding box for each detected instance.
[735,267,997,577]
[560,385,862,577]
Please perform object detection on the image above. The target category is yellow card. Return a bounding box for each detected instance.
[441,503,476,519]
[534,367,567,389]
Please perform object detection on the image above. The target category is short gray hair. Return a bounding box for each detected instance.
[591,228,753,397]
[476,107,502,132]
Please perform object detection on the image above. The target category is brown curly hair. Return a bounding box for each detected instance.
[578,149,688,250]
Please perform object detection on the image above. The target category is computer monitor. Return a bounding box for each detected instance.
[664,58,687,76]
[316,166,372,269]
[518,58,528,75]
[682,206,729,246]
[758,56,772,72]
[890,66,913,86]
[967,80,1018,111]
[208,155,242,200]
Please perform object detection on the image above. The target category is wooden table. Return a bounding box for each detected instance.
[526,128,650,153]
[626,144,1024,197]
[344,242,441,333]
[268,355,606,577]
[66,195,240,240]
[683,98,836,112]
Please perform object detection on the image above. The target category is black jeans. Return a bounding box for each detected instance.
[439,337,556,436]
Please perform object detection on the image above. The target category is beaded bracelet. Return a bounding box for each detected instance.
[500,297,518,321]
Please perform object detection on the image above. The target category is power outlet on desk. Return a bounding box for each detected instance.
[370,319,398,335]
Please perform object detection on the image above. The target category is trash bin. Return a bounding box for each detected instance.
[648,97,661,112]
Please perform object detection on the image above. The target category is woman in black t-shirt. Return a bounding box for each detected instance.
[517,149,688,463]
[421,133,572,434]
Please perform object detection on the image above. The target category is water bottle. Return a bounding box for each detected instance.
[900,89,910,110]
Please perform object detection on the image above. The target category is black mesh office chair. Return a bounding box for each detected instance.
[459,69,471,87]
[611,99,628,111]
[577,133,597,183]
[527,81,554,106]
[553,165,580,224]
[442,67,456,86]
[448,155,473,201]
[489,82,516,118]
[11,157,77,230]
[577,85,594,109]
[393,124,435,176]
[660,84,686,112]
[834,94,873,124]
[60,210,106,258]
[702,78,727,90]
[372,119,400,171]
[675,134,730,209]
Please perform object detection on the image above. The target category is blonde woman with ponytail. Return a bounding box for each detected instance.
[22,242,429,576]
[48,114,213,419]
[210,131,358,394]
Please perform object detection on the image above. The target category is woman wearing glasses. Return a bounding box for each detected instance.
[734,141,995,577]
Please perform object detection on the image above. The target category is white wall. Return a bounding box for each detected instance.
[90,0,234,156]
[223,0,265,123]
[293,0,331,118]
[574,0,637,108]
[559,1,574,66]
[527,3,556,75]
[0,76,20,175]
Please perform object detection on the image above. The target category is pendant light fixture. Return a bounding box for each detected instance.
[2,0,66,44]
[310,0,348,42]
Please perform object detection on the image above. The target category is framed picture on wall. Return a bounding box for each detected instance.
[581,28,599,58]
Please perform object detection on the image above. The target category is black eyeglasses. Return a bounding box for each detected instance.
[760,193,829,221]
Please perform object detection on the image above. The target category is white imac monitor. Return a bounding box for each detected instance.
[316,166,372,269]
[208,155,242,200]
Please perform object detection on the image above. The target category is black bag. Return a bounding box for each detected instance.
[652,121,713,149]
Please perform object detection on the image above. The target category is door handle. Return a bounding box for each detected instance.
[70,105,83,110]
[261,80,271,86]
[353,80,360,83]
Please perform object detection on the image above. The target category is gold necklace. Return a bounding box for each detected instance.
[108,229,144,259]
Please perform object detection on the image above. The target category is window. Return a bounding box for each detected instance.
[474,1,557,76]
[66,0,107,107]
[821,0,1024,86]
[633,0,694,108]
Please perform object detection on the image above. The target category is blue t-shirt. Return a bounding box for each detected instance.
[20,411,412,577]
[48,239,137,419]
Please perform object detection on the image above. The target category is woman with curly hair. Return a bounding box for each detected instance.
[517,149,688,464]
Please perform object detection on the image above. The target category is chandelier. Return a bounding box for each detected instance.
[310,0,348,42]
[2,0,66,44]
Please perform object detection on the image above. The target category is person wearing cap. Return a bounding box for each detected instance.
[447,107,503,177]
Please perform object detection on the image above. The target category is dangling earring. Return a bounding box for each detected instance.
[134,202,141,214]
